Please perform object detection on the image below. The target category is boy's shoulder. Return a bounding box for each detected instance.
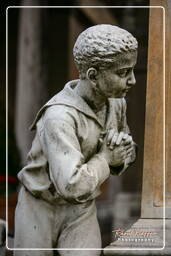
[30,97,78,131]
[43,104,77,123]
[30,81,78,130]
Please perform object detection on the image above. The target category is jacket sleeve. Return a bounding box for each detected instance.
[110,98,137,176]
[42,115,110,203]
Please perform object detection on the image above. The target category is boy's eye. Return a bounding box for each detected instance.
[116,68,131,78]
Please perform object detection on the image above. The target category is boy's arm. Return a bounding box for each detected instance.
[43,116,110,204]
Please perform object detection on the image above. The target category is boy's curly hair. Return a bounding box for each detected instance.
[73,24,138,79]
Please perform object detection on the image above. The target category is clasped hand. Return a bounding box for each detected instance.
[99,130,133,167]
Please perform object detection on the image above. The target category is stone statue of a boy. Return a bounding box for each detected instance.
[14,24,138,256]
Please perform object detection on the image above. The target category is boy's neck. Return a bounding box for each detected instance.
[74,79,107,113]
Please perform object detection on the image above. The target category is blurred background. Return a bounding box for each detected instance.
[1,0,149,254]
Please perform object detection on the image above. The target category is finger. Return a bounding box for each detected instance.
[126,152,132,158]
[126,148,133,155]
[124,144,133,151]
[116,132,125,145]
[98,131,107,146]
[122,133,129,140]
[109,133,119,149]
[106,129,114,145]
[126,148,133,158]
[107,129,117,145]
[123,136,133,145]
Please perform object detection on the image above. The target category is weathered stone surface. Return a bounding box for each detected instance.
[15,0,48,164]
[14,24,138,255]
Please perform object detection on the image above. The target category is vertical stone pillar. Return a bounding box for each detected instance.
[68,11,84,81]
[140,3,164,219]
[15,0,47,164]
[104,1,171,255]
[165,0,171,216]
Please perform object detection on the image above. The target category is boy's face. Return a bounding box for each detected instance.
[96,50,137,98]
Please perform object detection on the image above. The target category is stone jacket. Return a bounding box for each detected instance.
[18,80,136,204]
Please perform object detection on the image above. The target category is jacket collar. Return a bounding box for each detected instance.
[30,80,104,130]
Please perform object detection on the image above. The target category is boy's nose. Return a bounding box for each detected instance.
[127,71,136,86]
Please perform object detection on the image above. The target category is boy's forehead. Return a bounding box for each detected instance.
[112,50,137,70]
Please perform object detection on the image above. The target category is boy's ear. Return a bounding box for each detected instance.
[86,68,98,83]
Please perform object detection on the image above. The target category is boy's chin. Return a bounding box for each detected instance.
[120,89,129,97]
[112,91,127,98]
[111,95,125,99]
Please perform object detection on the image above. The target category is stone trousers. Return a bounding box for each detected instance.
[14,187,101,256]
